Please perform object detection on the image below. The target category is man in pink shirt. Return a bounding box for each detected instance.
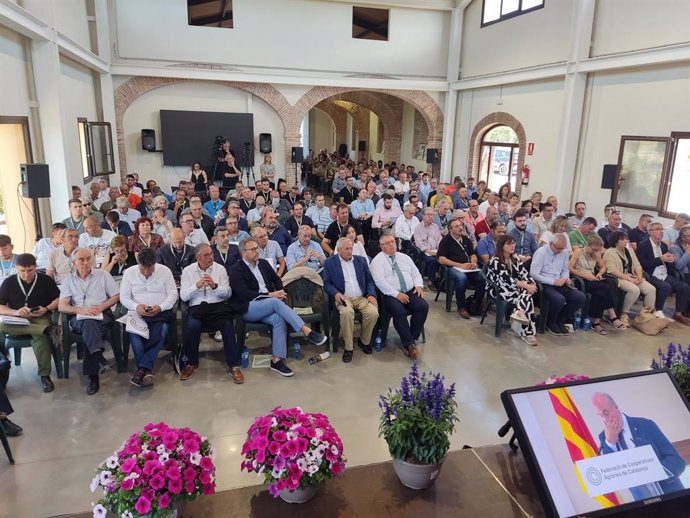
[372,194,402,230]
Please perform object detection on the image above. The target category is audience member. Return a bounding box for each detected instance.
[507,209,538,265]
[323,204,363,256]
[568,201,587,229]
[47,229,80,284]
[627,214,654,251]
[283,202,315,239]
[0,235,17,285]
[252,226,285,276]
[671,225,690,276]
[104,235,137,276]
[155,228,195,282]
[62,198,86,234]
[394,203,419,243]
[531,202,555,241]
[568,217,598,249]
[79,216,116,269]
[476,221,506,265]
[664,213,690,246]
[33,222,66,271]
[539,216,572,254]
[286,225,326,272]
[211,226,240,276]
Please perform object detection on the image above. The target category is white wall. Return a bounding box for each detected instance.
[0,26,30,117]
[59,55,98,188]
[400,103,428,172]
[592,0,690,57]
[113,0,450,79]
[576,65,690,225]
[309,109,334,153]
[21,0,92,51]
[120,80,286,190]
[460,0,571,78]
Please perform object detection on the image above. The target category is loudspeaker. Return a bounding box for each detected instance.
[358,140,366,152]
[291,147,304,163]
[259,133,272,154]
[141,129,156,151]
[20,163,51,198]
[338,144,348,157]
[601,164,617,190]
[426,148,439,164]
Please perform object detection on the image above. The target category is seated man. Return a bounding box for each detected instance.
[225,216,250,243]
[283,202,316,239]
[598,210,628,248]
[530,233,586,336]
[286,225,326,272]
[627,213,654,251]
[568,217,598,249]
[262,208,294,255]
[394,203,420,243]
[179,212,209,246]
[437,218,487,319]
[33,222,66,271]
[58,248,120,395]
[372,194,402,232]
[229,238,327,377]
[322,203,363,256]
[179,244,243,384]
[252,226,286,276]
[370,234,428,360]
[101,210,133,237]
[0,235,17,286]
[0,254,60,393]
[119,248,178,387]
[212,226,241,276]
[323,237,379,363]
[637,222,690,325]
[413,208,442,290]
[476,221,506,265]
[79,216,116,269]
[155,228,195,283]
[507,209,538,265]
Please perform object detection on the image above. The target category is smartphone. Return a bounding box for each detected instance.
[145,306,153,311]
[29,306,40,312]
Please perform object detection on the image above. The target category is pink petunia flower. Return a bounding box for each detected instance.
[134,495,151,515]
[167,478,182,495]
[158,492,171,509]
[199,456,214,471]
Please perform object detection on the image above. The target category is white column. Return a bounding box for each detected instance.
[440,5,464,183]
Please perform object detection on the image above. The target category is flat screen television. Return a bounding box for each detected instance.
[501,370,690,518]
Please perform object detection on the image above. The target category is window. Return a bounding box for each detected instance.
[482,0,544,27]
[353,7,389,41]
[611,133,689,218]
[78,118,115,181]
[187,0,233,29]
[478,125,519,192]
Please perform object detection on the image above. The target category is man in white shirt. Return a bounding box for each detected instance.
[252,226,286,276]
[79,216,116,269]
[33,222,66,271]
[305,194,332,239]
[370,234,428,360]
[46,229,80,285]
[58,248,120,395]
[394,203,420,243]
[478,191,498,217]
[663,213,690,247]
[531,202,555,241]
[119,248,178,387]
[179,213,209,247]
[179,243,243,383]
[116,196,141,231]
[393,171,410,195]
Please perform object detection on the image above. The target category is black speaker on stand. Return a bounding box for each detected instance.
[20,163,51,239]
[141,129,156,151]
[291,147,304,184]
[259,133,272,154]
[426,148,440,176]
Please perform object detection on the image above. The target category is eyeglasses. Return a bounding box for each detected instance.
[244,246,259,252]
[181,220,194,224]
[83,202,91,206]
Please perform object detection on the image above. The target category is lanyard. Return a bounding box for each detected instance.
[0,257,15,276]
[17,274,38,306]
[218,248,228,264]
[139,234,151,248]
[70,217,84,231]
[73,273,94,304]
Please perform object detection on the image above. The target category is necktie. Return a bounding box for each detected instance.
[390,255,408,293]
[618,432,628,451]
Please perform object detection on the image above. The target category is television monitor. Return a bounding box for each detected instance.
[501,370,690,518]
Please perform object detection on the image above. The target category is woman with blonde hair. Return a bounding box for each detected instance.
[539,216,572,254]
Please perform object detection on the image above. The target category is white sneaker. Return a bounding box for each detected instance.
[653,310,666,319]
[214,331,223,342]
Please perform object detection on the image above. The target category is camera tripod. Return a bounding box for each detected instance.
[241,142,256,186]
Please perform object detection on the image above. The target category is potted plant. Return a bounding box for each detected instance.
[378,363,458,489]
[651,343,690,400]
[241,406,347,503]
[536,373,590,386]
[90,422,216,518]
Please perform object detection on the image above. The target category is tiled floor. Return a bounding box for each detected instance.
[1,298,688,517]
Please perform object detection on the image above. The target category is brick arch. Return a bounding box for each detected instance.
[293,86,443,150]
[312,102,346,151]
[468,112,527,198]
[113,76,293,176]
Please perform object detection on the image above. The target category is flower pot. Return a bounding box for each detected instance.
[392,458,444,489]
[279,485,317,503]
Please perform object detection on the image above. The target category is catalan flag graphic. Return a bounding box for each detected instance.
[548,388,621,508]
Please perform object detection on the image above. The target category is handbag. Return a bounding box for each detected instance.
[632,307,673,336]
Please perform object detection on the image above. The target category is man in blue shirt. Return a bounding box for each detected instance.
[286,226,326,272]
[476,221,506,265]
[530,233,585,336]
[507,209,538,266]
[203,185,224,221]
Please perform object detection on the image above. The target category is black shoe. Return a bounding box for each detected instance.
[87,375,100,395]
[359,341,373,355]
[270,359,294,377]
[342,350,353,363]
[130,368,145,387]
[307,331,327,346]
[0,416,23,437]
[41,375,54,393]
[547,324,564,336]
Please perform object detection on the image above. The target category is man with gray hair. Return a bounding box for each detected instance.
[115,196,141,231]
[530,233,585,336]
[285,225,326,272]
[58,247,120,395]
[323,237,379,362]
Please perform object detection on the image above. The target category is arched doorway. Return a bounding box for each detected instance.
[478,125,519,192]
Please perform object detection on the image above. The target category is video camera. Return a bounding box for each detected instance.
[213,136,229,158]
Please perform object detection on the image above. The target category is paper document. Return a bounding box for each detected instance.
[453,267,481,273]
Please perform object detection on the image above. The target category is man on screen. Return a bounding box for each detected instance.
[592,392,686,498]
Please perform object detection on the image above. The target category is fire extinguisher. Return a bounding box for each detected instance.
[521,164,530,185]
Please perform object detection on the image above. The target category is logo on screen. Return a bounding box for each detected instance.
[586,467,602,486]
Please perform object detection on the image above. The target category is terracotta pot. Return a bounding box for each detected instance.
[392,457,445,489]
[279,485,317,503]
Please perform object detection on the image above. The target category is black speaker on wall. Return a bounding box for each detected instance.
[426,148,439,164]
[338,144,348,157]
[291,147,304,163]
[601,164,617,190]
[358,140,366,152]
[20,163,51,198]
[141,129,156,151]
[259,133,272,154]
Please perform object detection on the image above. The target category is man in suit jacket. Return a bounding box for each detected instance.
[637,222,690,325]
[229,238,327,378]
[592,392,686,500]
[323,237,379,363]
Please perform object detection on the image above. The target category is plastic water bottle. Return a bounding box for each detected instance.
[307,351,331,365]
[374,331,382,352]
[292,342,301,360]
[574,313,581,331]
[582,317,591,331]
[241,348,249,369]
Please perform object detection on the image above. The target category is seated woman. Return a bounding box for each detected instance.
[128,216,165,255]
[569,234,626,333]
[540,216,573,255]
[602,230,656,327]
[104,235,137,277]
[151,207,173,243]
[486,235,538,346]
[671,224,690,276]
[337,224,369,263]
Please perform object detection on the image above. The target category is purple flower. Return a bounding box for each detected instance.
[134,495,151,515]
